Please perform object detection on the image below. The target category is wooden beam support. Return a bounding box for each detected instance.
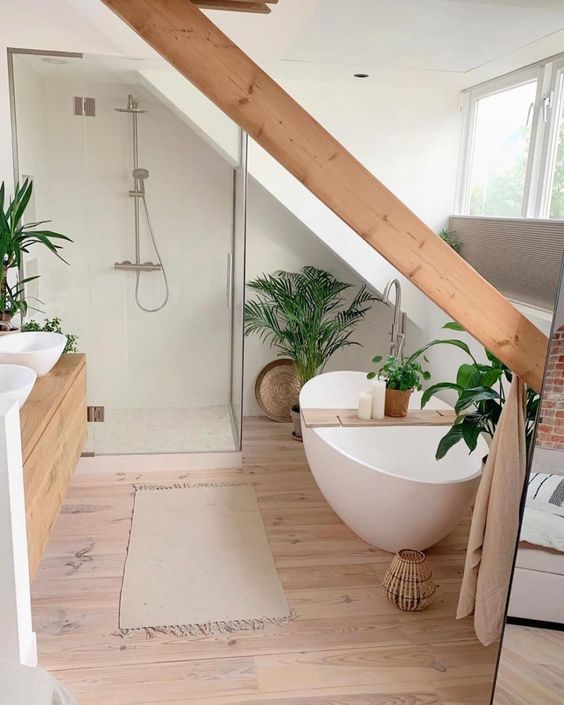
[102,0,548,391]
[192,1,277,14]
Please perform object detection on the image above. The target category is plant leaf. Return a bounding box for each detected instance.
[421,382,463,408]
[436,423,464,460]
[442,321,466,332]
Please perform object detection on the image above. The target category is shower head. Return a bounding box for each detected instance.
[133,168,149,180]
[114,94,147,114]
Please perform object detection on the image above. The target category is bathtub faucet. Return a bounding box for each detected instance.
[381,279,406,358]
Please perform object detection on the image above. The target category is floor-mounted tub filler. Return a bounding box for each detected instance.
[300,371,487,553]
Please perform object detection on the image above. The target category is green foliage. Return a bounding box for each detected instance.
[0,276,40,321]
[0,179,72,318]
[22,317,78,354]
[438,228,462,255]
[244,266,376,388]
[367,351,431,391]
[420,322,540,460]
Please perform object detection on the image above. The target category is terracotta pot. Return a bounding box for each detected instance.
[290,404,303,441]
[384,388,412,417]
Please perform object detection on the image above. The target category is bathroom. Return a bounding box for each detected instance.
[0,1,563,704]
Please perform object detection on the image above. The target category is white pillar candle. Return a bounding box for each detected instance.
[371,379,386,420]
[358,390,373,420]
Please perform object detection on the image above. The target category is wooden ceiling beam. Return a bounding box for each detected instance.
[101,0,548,391]
[192,0,277,13]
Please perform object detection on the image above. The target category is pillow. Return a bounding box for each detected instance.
[527,472,564,517]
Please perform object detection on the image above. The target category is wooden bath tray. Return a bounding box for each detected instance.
[301,408,457,429]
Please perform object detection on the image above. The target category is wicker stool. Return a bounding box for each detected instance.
[383,549,436,611]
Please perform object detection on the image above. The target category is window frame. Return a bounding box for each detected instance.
[457,52,564,220]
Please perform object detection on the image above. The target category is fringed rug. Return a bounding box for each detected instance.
[118,482,291,638]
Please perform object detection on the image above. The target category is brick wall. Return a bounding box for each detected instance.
[537,324,564,449]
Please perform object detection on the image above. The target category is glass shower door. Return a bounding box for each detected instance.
[10,50,247,457]
[229,134,248,450]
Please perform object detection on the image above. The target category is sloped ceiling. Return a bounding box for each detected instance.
[284,0,564,73]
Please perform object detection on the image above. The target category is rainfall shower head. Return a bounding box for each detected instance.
[114,94,147,114]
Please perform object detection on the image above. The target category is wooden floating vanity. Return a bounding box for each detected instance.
[301,408,457,429]
[21,353,87,579]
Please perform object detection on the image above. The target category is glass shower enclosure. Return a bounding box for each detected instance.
[9,49,247,456]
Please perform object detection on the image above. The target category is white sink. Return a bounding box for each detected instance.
[0,332,67,377]
[0,364,37,408]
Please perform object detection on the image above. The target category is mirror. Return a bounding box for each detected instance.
[492,259,564,703]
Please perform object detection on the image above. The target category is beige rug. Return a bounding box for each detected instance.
[118,482,291,637]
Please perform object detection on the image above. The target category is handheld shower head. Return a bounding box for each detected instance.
[133,168,149,180]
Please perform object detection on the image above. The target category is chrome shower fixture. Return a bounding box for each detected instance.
[114,94,147,114]
[113,94,169,312]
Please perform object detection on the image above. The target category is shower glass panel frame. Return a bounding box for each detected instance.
[8,48,247,457]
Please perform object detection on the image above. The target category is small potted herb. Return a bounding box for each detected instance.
[368,352,431,417]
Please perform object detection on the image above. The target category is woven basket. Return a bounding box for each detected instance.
[383,549,436,612]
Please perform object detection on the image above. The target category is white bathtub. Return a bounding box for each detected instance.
[300,371,486,553]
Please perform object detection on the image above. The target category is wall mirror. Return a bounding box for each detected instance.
[492,258,564,704]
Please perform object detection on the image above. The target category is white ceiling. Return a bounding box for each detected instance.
[283,0,564,73]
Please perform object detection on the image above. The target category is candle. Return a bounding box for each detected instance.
[358,390,372,420]
[371,379,386,420]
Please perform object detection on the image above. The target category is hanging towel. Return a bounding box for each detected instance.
[456,375,527,646]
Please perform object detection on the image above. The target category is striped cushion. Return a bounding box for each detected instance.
[527,472,564,517]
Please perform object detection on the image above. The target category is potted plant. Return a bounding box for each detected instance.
[438,228,462,255]
[415,322,540,459]
[22,317,78,354]
[0,180,71,330]
[244,266,376,439]
[367,352,431,417]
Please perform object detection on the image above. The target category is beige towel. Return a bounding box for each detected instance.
[456,375,527,646]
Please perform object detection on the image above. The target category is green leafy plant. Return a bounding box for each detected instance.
[367,352,431,391]
[244,266,376,389]
[0,179,72,325]
[417,322,540,459]
[438,228,462,255]
[22,317,78,354]
[0,276,40,323]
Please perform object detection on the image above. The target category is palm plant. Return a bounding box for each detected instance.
[0,179,72,325]
[244,267,376,389]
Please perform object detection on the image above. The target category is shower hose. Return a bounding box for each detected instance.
[135,194,170,313]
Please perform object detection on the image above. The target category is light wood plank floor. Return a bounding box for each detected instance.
[493,625,564,705]
[31,417,499,704]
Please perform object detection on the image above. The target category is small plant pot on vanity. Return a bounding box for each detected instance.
[0,313,17,335]
[384,388,413,417]
[290,405,303,442]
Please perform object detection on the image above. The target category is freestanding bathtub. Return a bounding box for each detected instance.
[300,371,487,553]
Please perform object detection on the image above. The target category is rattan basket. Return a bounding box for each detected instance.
[383,549,436,612]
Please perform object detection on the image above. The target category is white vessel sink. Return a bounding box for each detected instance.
[0,364,37,408]
[0,332,67,377]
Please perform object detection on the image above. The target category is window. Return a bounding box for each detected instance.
[458,54,564,220]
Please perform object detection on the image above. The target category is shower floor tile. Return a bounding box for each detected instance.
[87,405,237,455]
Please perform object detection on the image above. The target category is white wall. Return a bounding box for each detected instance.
[14,59,234,410]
